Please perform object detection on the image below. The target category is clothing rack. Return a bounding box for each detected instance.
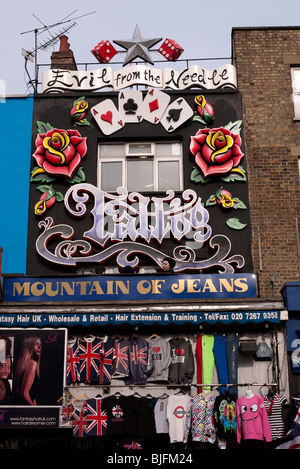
[64,382,278,389]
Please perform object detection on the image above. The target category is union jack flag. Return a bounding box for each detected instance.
[79,338,102,383]
[71,408,88,438]
[61,403,75,422]
[98,337,116,384]
[66,338,80,384]
[131,345,148,366]
[83,398,107,436]
[124,441,142,449]
[112,404,124,419]
[113,340,129,377]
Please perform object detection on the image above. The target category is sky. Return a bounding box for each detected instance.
[1,0,300,95]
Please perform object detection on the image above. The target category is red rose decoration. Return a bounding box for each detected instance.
[33,128,87,179]
[190,127,244,178]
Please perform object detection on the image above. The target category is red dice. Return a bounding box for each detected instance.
[158,38,184,61]
[91,40,117,63]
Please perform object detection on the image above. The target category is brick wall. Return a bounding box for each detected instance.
[232,27,300,299]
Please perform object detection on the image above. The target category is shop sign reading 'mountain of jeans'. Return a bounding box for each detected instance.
[4,273,257,302]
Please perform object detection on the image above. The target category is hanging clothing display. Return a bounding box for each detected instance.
[111,337,130,379]
[101,394,127,435]
[195,335,202,392]
[146,335,172,382]
[66,338,80,385]
[183,392,219,447]
[236,393,272,444]
[82,397,108,436]
[133,396,156,438]
[124,336,153,385]
[98,336,116,385]
[168,337,194,384]
[201,335,215,390]
[276,399,300,449]
[213,392,237,440]
[71,407,88,438]
[262,393,287,441]
[79,336,103,384]
[226,333,239,399]
[167,393,190,443]
[151,397,169,434]
[213,335,229,394]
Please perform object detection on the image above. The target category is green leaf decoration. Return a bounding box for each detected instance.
[36,184,52,194]
[224,120,243,134]
[190,166,211,184]
[69,167,86,184]
[220,166,247,183]
[233,198,247,210]
[193,115,206,125]
[226,218,247,230]
[55,192,64,202]
[206,195,217,206]
[36,121,54,134]
[75,118,90,127]
[30,167,56,183]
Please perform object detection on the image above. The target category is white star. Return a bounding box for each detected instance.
[114,25,162,66]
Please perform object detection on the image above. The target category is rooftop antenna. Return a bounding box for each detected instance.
[21,10,96,92]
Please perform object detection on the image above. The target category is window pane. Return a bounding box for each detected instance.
[128,143,152,154]
[100,144,124,158]
[293,94,300,119]
[158,161,180,190]
[292,69,300,92]
[157,143,181,157]
[101,162,122,191]
[127,160,153,191]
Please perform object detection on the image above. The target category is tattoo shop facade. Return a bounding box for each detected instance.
[0,30,289,450]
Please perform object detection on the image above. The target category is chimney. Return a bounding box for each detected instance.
[51,35,77,71]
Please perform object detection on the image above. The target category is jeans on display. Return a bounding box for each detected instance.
[226,333,239,399]
[213,334,229,395]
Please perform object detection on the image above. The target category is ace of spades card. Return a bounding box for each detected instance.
[160,98,193,132]
[118,90,143,123]
[142,88,171,124]
[91,99,125,135]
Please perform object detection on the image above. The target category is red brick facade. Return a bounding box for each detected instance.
[232,27,300,299]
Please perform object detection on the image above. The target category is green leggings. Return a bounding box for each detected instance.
[202,335,215,389]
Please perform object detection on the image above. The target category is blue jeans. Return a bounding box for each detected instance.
[226,333,239,398]
[213,334,229,394]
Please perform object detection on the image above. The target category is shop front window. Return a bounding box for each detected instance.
[98,142,183,192]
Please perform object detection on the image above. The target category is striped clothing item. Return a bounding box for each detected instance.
[263,393,287,440]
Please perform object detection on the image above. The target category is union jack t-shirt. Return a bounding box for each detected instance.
[125,336,153,385]
[66,338,80,384]
[82,398,107,436]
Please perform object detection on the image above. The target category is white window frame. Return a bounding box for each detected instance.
[97,141,183,192]
[291,67,300,119]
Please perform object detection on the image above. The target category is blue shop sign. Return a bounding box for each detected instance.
[3,273,257,303]
[0,310,281,327]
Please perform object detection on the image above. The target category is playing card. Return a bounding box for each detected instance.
[142,88,170,124]
[91,99,125,135]
[118,90,143,123]
[160,97,193,132]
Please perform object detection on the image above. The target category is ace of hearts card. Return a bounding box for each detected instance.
[91,99,125,135]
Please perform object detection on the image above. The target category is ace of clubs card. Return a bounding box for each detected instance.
[118,90,143,123]
[160,98,194,132]
[91,99,125,135]
[142,88,171,124]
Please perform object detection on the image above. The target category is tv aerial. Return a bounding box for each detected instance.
[21,10,96,92]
